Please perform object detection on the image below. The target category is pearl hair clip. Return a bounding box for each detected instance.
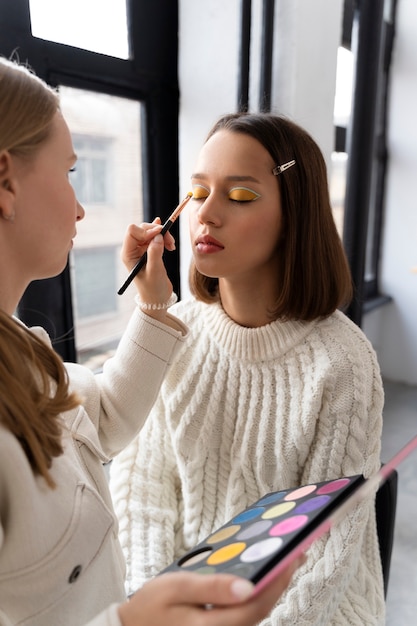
[272,160,296,176]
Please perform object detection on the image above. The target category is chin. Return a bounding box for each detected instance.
[44,262,68,280]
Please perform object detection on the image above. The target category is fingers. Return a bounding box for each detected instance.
[119,224,173,308]
[155,572,255,607]
[118,559,303,626]
[121,222,176,265]
[163,229,176,251]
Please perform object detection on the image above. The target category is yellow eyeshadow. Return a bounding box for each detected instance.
[206,542,246,565]
[228,187,261,202]
[192,185,210,199]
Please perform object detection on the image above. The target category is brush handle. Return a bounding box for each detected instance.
[117,252,149,295]
[117,193,191,295]
[117,219,174,295]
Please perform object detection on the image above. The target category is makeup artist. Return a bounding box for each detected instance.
[0,58,302,626]
[111,112,386,625]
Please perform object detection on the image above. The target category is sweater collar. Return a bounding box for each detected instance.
[190,301,318,362]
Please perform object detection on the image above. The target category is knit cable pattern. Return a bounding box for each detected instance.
[110,300,385,623]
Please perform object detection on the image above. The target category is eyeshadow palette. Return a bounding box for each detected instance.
[159,433,417,595]
[159,474,366,592]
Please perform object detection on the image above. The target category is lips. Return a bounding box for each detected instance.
[195,234,224,254]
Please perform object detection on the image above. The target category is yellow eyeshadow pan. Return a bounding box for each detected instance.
[207,542,247,565]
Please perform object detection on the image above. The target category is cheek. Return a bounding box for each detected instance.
[249,208,281,235]
[251,213,282,251]
[54,186,78,223]
[188,207,200,239]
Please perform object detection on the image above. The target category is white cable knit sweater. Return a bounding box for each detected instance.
[110,299,385,625]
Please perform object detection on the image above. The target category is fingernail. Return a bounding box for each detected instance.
[153,234,163,243]
[230,579,254,600]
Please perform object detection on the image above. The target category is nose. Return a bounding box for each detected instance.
[76,200,85,222]
[196,192,222,227]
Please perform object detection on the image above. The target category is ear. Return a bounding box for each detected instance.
[0,150,17,221]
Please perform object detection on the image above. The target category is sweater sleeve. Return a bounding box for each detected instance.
[257,334,385,625]
[109,394,180,595]
[65,306,187,459]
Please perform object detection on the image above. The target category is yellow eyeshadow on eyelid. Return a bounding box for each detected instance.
[228,187,261,201]
[191,185,260,201]
[191,185,210,199]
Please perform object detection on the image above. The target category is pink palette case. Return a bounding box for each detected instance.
[159,434,417,595]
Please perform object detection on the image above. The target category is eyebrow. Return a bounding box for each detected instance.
[191,173,261,184]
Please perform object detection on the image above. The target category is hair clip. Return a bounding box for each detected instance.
[272,160,296,176]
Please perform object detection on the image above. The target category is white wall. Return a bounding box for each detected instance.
[178,0,343,295]
[178,0,241,291]
[179,0,417,385]
[363,0,417,385]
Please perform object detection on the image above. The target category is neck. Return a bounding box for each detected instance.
[0,268,25,316]
[218,278,279,328]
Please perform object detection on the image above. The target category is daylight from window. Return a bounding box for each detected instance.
[29,0,129,59]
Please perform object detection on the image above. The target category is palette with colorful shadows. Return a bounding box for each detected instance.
[159,474,365,588]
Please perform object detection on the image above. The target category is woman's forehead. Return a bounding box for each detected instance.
[195,129,274,175]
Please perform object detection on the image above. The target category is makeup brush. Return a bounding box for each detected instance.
[118,192,192,295]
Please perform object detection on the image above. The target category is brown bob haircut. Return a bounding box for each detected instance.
[189,112,353,321]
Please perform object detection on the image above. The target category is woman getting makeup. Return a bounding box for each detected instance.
[0,58,301,626]
[111,112,386,625]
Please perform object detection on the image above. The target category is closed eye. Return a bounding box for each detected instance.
[228,187,261,202]
[192,184,210,200]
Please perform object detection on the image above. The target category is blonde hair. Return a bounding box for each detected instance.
[0,58,78,487]
[0,56,59,158]
[0,311,80,488]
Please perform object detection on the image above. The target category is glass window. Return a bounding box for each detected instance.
[333,47,354,128]
[59,87,143,370]
[29,0,129,59]
[329,46,354,237]
[72,247,117,318]
[71,136,112,205]
[329,152,348,237]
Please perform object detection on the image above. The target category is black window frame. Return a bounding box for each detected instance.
[1,0,396,354]
[337,0,397,326]
[0,0,180,360]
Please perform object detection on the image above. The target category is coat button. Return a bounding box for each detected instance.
[68,565,82,583]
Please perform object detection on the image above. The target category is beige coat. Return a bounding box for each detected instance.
[0,308,186,626]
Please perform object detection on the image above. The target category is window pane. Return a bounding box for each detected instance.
[59,87,143,370]
[29,0,129,59]
[71,137,112,204]
[73,247,117,318]
[334,47,354,127]
[330,47,354,237]
[329,152,348,238]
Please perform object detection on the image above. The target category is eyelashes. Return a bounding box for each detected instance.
[191,185,261,203]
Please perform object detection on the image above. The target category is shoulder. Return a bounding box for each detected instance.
[0,424,34,499]
[0,423,23,461]
[313,311,382,389]
[318,310,378,354]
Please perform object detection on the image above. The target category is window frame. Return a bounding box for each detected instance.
[0,0,180,360]
[337,0,397,325]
